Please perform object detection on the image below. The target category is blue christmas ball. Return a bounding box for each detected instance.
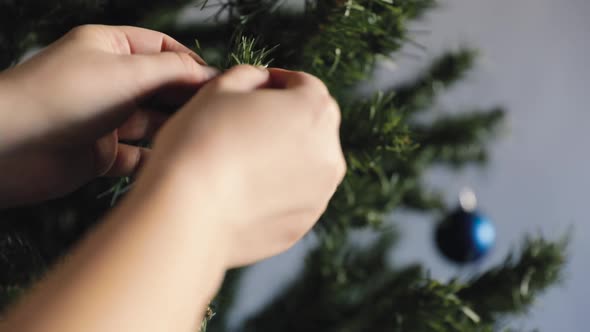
[435,207,495,264]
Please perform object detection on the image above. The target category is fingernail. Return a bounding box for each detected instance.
[256,65,269,71]
[189,52,207,66]
[202,66,221,79]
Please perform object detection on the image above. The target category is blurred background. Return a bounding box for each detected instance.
[230,0,590,330]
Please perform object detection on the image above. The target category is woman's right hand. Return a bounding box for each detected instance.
[140,65,346,268]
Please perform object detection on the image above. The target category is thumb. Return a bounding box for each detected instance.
[206,65,271,92]
[128,52,220,94]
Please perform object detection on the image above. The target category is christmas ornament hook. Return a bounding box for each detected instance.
[459,187,477,212]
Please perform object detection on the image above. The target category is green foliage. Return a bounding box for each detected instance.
[394,49,478,114]
[459,236,568,323]
[0,1,567,331]
[225,35,276,68]
[241,231,565,332]
[412,108,505,167]
[0,0,192,69]
[0,286,25,311]
[302,0,434,92]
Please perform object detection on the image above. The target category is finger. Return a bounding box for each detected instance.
[127,52,219,96]
[103,144,151,177]
[113,26,207,65]
[207,65,270,92]
[118,110,168,141]
[267,68,329,94]
[94,132,118,176]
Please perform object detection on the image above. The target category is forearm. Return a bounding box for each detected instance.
[0,165,227,332]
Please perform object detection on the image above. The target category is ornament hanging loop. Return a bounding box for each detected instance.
[459,187,477,212]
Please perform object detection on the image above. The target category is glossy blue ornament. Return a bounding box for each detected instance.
[435,190,495,264]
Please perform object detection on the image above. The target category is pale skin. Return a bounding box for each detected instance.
[0,25,346,332]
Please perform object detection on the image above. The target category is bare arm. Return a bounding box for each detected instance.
[1,164,227,332]
[0,38,344,331]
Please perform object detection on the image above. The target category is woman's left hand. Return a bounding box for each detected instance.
[0,25,218,206]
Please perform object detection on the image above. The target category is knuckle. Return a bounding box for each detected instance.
[301,72,329,95]
[68,24,99,38]
[308,94,341,127]
[329,156,346,184]
[336,154,347,181]
[322,95,341,123]
[324,147,347,184]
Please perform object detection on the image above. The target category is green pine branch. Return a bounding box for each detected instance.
[459,236,568,324]
[411,107,505,168]
[239,232,566,332]
[393,49,478,114]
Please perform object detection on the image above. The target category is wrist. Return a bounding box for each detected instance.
[0,70,43,155]
[123,156,233,272]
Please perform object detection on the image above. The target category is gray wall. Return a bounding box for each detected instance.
[390,1,590,330]
[225,0,590,330]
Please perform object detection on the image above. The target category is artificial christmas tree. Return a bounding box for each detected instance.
[0,1,566,331]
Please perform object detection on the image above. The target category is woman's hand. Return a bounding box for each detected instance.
[0,25,218,206]
[0,64,345,332]
[140,65,346,267]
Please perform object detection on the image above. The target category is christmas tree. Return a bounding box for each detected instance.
[0,1,567,331]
